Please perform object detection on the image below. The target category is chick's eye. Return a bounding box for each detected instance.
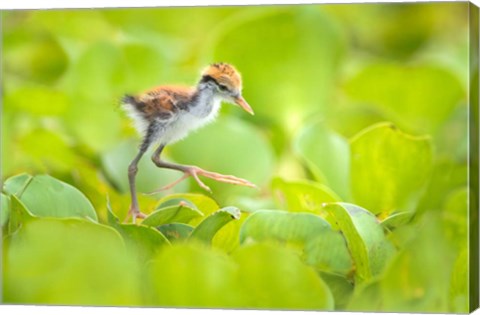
[218,84,228,92]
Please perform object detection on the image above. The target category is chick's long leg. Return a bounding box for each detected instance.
[125,123,158,223]
[125,147,148,223]
[148,144,256,195]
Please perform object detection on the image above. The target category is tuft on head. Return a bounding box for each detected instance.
[200,62,242,93]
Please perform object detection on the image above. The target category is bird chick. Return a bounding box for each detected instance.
[122,63,255,222]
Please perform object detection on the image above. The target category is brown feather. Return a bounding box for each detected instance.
[135,85,194,120]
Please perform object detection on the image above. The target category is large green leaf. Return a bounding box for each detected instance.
[323,203,395,283]
[209,7,345,134]
[231,243,334,310]
[381,211,414,230]
[379,215,454,312]
[7,195,34,235]
[157,223,194,242]
[239,209,352,276]
[416,159,468,215]
[3,218,141,306]
[344,63,464,134]
[239,210,331,246]
[67,41,127,100]
[3,174,97,221]
[142,204,203,227]
[271,177,340,213]
[319,272,354,310]
[350,122,433,215]
[153,193,220,226]
[147,243,240,307]
[211,211,248,253]
[190,206,240,244]
[304,230,353,277]
[294,122,351,199]
[346,278,382,311]
[107,207,170,263]
[168,117,275,203]
[62,42,125,152]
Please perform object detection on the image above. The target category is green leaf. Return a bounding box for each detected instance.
[379,215,453,312]
[154,193,219,226]
[346,278,382,311]
[416,159,468,214]
[210,8,345,133]
[101,139,189,194]
[61,41,127,152]
[271,177,340,213]
[239,209,352,275]
[142,204,204,227]
[319,272,354,310]
[232,243,334,310]
[381,211,414,230]
[7,195,34,235]
[168,117,275,204]
[3,218,141,306]
[3,174,97,221]
[147,243,240,307]
[350,122,433,215]
[323,203,395,283]
[156,197,197,210]
[107,207,170,263]
[190,206,240,244]
[344,63,464,134]
[211,211,248,253]
[68,41,127,100]
[156,193,218,211]
[1,193,10,227]
[3,173,32,196]
[157,223,194,242]
[294,122,351,199]
[239,209,331,246]
[304,230,353,277]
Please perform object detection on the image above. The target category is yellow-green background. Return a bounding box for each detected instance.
[1,3,473,312]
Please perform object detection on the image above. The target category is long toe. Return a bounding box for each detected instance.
[189,170,213,193]
[194,168,257,188]
[144,173,191,195]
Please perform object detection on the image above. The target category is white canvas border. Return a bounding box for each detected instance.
[0,0,477,10]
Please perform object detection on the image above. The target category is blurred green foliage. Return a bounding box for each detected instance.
[1,2,472,312]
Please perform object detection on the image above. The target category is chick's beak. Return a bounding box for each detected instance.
[234,96,254,115]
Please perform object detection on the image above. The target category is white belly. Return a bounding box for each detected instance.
[159,98,221,144]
